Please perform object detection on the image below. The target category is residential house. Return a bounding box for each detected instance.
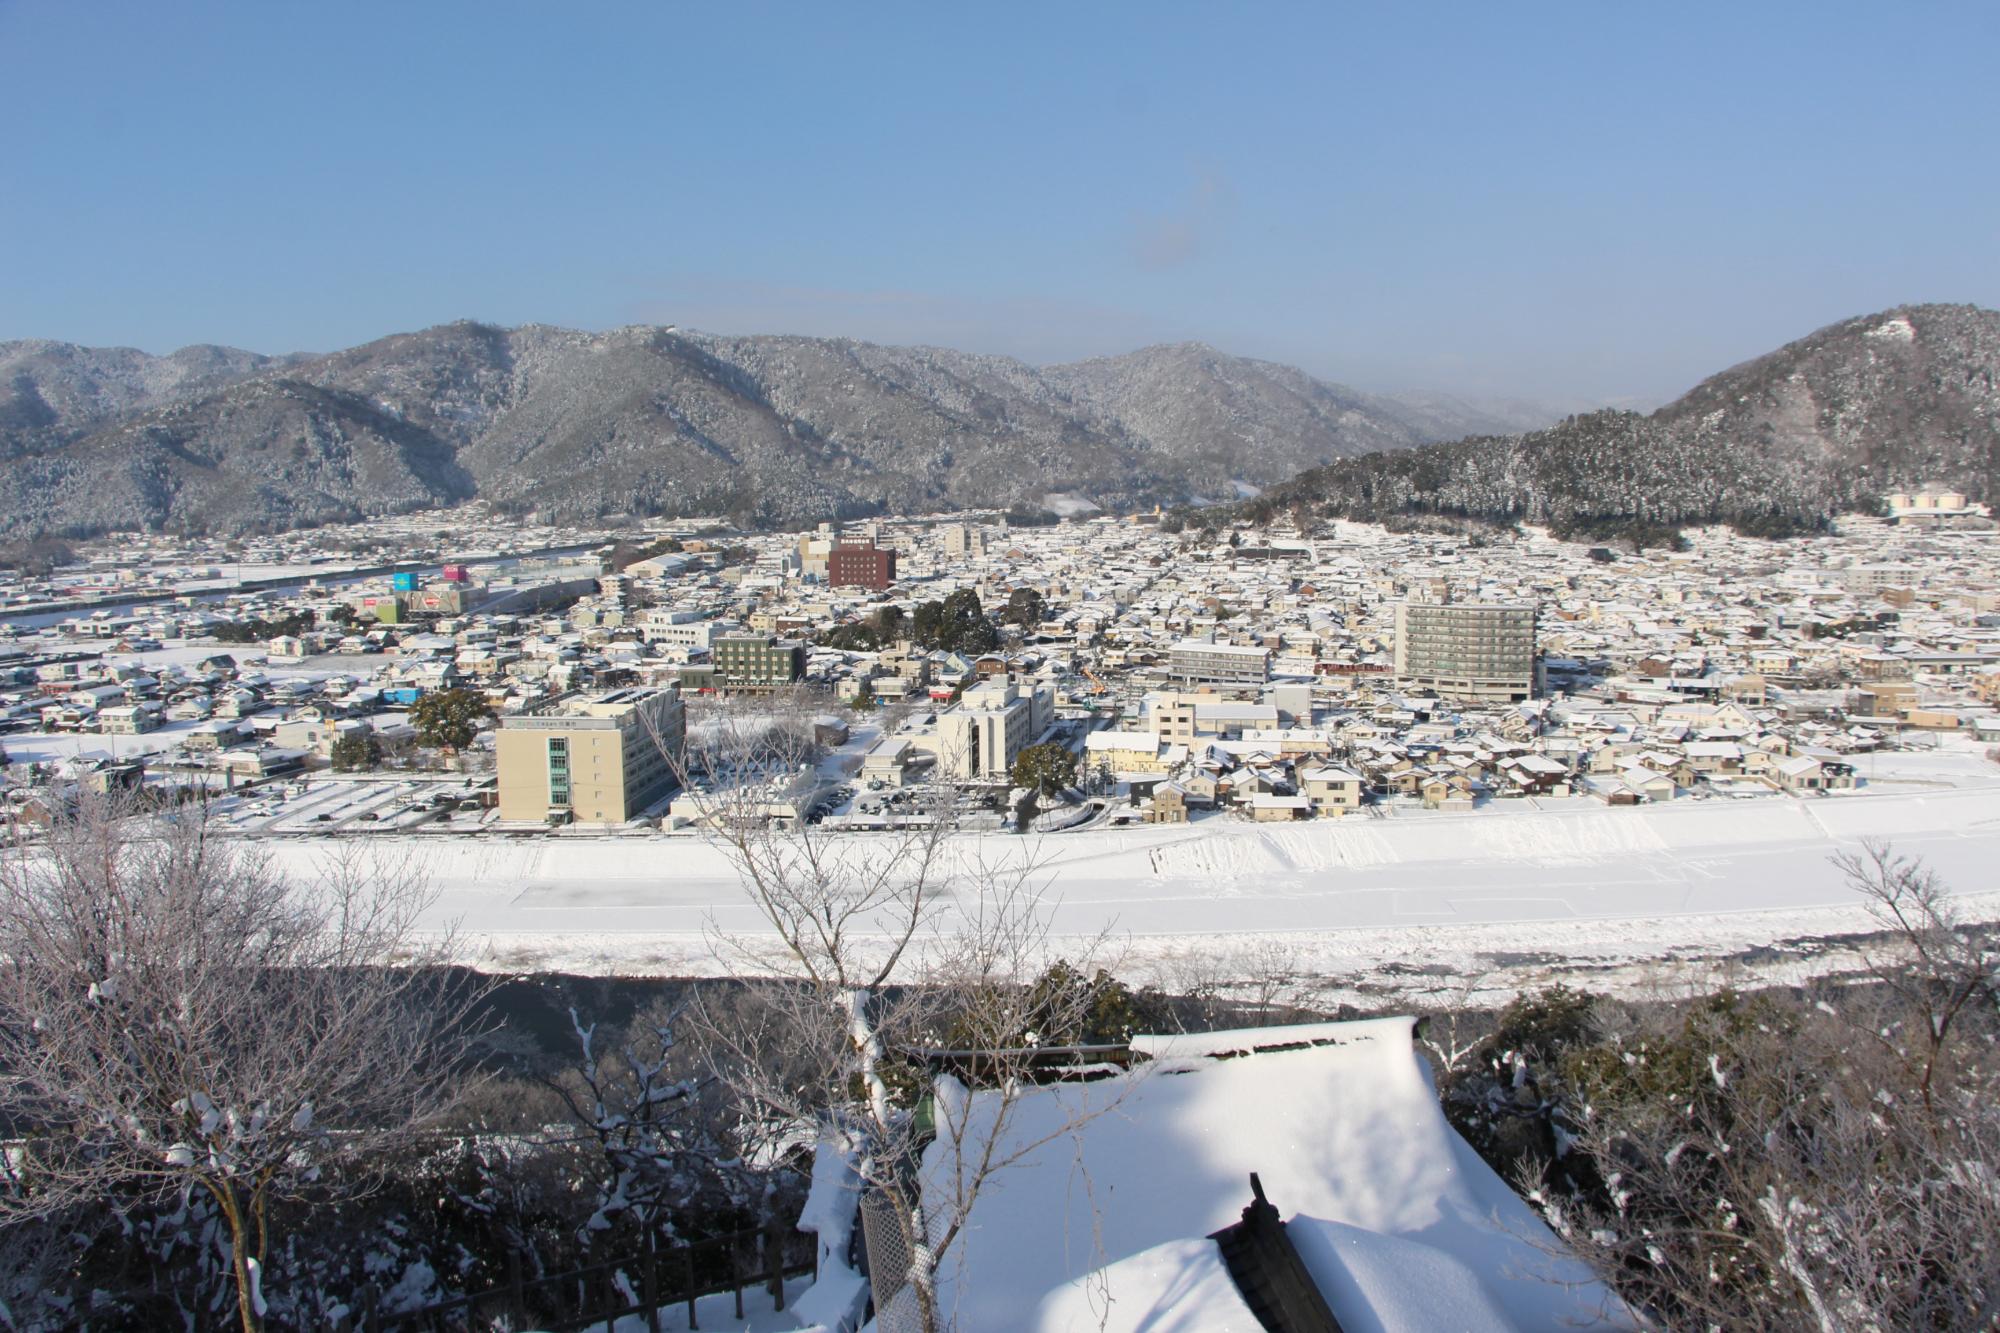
[1774,754,1859,794]
[98,703,163,735]
[1144,782,1190,824]
[1298,764,1364,816]
[1248,792,1310,822]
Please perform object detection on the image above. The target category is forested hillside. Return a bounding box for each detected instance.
[1248,304,2000,541]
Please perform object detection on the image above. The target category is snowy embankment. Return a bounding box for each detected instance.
[251,750,2000,1001]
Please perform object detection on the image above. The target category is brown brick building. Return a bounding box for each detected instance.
[829,538,898,591]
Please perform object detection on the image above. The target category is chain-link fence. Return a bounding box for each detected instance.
[860,1186,930,1333]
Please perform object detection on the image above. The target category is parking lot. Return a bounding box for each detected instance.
[216,775,494,835]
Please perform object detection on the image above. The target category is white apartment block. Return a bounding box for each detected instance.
[639,611,716,650]
[1145,692,1199,745]
[937,522,984,561]
[1842,564,1919,596]
[937,678,1055,780]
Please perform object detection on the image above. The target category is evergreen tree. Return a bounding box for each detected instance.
[911,590,998,655]
[330,730,383,771]
[408,688,494,753]
[1000,586,1046,628]
[1010,742,1079,797]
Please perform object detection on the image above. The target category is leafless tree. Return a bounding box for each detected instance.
[547,998,754,1248]
[0,793,488,1333]
[887,865,1133,1333]
[1535,845,2000,1331]
[1413,970,1497,1080]
[1140,936,1330,1031]
[1229,937,1330,1024]
[665,693,953,1110]
[688,855,1131,1333]
[1834,838,1998,1118]
[660,695,1133,1332]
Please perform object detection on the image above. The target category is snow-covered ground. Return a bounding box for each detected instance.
[247,746,2000,1001]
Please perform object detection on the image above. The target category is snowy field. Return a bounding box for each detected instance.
[245,745,2000,1003]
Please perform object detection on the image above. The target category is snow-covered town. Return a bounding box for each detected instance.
[9,6,2000,1327]
[7,502,2000,993]
[12,498,1999,813]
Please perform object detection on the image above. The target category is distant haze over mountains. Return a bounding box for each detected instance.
[0,326,1558,539]
[1,304,1994,542]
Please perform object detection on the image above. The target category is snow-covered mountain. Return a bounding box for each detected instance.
[0,326,1549,537]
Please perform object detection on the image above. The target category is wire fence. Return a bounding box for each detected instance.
[351,1223,816,1332]
[859,1187,928,1333]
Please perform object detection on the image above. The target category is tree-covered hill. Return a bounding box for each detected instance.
[1248,304,2000,542]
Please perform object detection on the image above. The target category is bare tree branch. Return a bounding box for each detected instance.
[0,792,491,1333]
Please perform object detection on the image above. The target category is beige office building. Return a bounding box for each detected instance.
[1393,601,1538,704]
[497,686,686,825]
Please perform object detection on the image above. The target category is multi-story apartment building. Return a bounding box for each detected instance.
[1145,692,1200,745]
[937,678,1055,780]
[937,522,983,562]
[828,538,898,591]
[711,634,806,691]
[797,532,833,581]
[1392,601,1538,704]
[1843,564,1919,596]
[497,686,686,825]
[1167,638,1271,688]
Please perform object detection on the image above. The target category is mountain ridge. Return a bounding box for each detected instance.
[0,324,1556,537]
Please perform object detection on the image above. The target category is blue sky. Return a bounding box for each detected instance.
[2,2,1995,404]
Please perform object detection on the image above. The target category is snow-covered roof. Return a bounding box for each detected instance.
[1169,638,1269,657]
[920,1016,1631,1331]
[1086,729,1160,751]
[1299,764,1362,783]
